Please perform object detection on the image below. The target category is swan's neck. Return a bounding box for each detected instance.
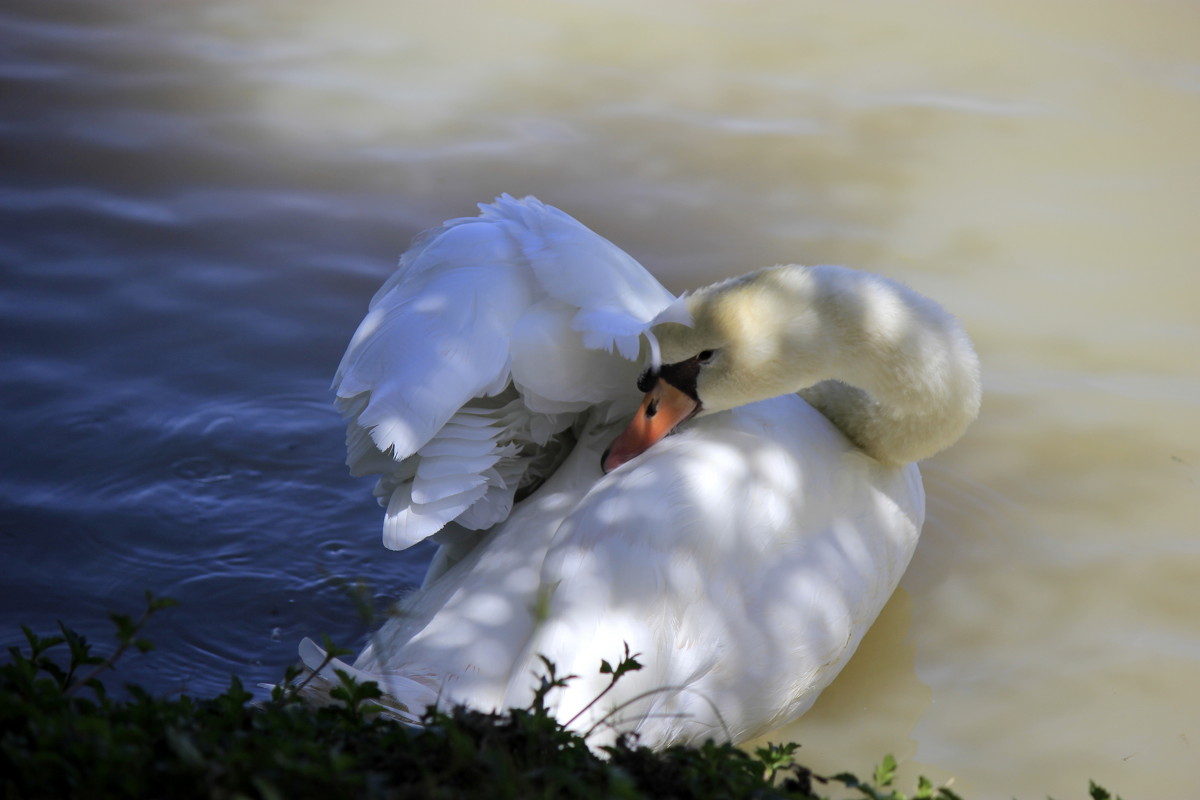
[695,265,981,465]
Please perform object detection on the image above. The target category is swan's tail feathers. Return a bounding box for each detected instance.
[291,637,435,726]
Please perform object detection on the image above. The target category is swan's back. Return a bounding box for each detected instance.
[510,395,923,745]
[341,393,924,747]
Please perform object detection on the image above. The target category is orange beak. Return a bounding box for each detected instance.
[601,379,700,473]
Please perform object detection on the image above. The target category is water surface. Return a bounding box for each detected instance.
[2,2,1197,798]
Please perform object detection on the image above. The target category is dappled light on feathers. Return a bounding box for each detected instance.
[305,196,977,749]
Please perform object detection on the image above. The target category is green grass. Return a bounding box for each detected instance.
[1,593,1121,799]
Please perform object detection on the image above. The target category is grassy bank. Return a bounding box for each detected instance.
[1,593,1119,799]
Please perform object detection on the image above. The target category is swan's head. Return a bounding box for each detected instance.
[601,264,981,472]
[602,268,831,473]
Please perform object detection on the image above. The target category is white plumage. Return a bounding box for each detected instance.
[303,195,979,748]
[333,196,689,551]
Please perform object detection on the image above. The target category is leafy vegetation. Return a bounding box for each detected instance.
[1,593,1121,799]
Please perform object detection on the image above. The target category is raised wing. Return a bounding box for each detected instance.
[333,195,683,550]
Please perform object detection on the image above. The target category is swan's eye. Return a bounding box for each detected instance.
[696,349,716,364]
[636,369,657,392]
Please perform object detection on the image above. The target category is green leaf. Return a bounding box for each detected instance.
[147,590,180,610]
[875,753,898,787]
[832,771,861,788]
[22,624,66,658]
[58,621,101,666]
[166,728,205,767]
[109,612,137,643]
[320,633,353,660]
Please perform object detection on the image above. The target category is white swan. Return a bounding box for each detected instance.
[300,195,980,748]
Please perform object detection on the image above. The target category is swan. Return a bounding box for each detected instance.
[300,194,980,748]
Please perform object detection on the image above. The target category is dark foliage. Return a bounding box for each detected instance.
[1,594,1120,800]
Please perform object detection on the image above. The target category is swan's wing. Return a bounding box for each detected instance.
[334,195,680,550]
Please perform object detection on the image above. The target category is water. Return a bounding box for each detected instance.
[2,1,1197,797]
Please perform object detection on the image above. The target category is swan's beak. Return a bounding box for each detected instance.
[601,380,699,473]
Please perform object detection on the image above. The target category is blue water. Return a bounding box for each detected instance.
[0,1,434,697]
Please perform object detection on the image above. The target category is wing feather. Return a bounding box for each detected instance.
[336,195,682,550]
